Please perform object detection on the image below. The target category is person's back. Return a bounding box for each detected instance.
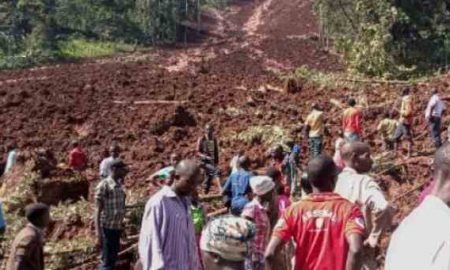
[378,118,397,139]
[274,193,364,270]
[342,107,362,133]
[386,195,450,270]
[69,146,87,170]
[400,94,414,124]
[305,109,324,138]
[7,225,44,270]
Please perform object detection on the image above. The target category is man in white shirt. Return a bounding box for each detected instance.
[335,142,392,270]
[386,143,450,270]
[99,145,120,178]
[425,89,446,149]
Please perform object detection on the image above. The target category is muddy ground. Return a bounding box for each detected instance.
[0,0,449,269]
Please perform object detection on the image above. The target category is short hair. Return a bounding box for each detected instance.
[71,140,79,147]
[383,110,391,118]
[402,87,410,96]
[306,155,337,190]
[25,203,49,226]
[266,167,281,180]
[348,98,356,107]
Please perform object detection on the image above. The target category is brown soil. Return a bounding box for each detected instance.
[1,0,450,269]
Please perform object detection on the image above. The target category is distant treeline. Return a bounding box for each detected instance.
[0,0,227,68]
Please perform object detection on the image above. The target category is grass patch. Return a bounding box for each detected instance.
[57,39,136,59]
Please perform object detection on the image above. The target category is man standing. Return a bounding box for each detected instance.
[393,87,414,157]
[222,155,252,216]
[265,155,365,270]
[4,142,18,174]
[201,215,256,270]
[342,98,363,142]
[95,160,128,270]
[242,176,276,270]
[138,160,202,270]
[335,142,392,270]
[425,89,446,149]
[68,140,88,171]
[197,124,221,194]
[6,203,51,270]
[99,144,121,178]
[386,144,450,269]
[304,104,325,158]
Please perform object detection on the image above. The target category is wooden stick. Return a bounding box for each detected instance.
[199,193,223,201]
[342,79,410,85]
[118,243,138,257]
[207,207,228,218]
[113,100,187,105]
[393,182,429,202]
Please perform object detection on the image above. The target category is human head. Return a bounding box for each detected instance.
[71,140,79,148]
[205,124,214,139]
[270,145,284,160]
[25,203,50,229]
[170,153,181,167]
[341,142,373,174]
[237,155,250,170]
[432,144,450,205]
[109,144,120,158]
[7,142,18,152]
[201,216,255,270]
[432,88,439,95]
[266,167,281,182]
[110,160,128,181]
[306,155,338,192]
[348,98,356,107]
[312,103,321,111]
[383,110,391,119]
[172,159,202,196]
[250,176,275,203]
[402,87,410,96]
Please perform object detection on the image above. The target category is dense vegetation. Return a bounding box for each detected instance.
[0,0,225,68]
[316,0,450,78]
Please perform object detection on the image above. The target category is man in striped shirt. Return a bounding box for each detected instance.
[138,160,203,270]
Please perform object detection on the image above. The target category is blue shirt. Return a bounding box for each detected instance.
[223,170,252,215]
[0,202,6,229]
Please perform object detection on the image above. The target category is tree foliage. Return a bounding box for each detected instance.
[0,0,214,68]
[316,0,450,78]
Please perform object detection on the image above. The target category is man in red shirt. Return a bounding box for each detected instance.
[342,98,363,142]
[68,140,88,171]
[265,155,365,270]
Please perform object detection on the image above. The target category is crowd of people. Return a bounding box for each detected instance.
[1,87,450,270]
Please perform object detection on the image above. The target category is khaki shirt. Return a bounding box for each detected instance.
[6,224,44,270]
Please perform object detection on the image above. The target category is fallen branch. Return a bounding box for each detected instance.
[118,243,138,257]
[113,100,187,105]
[200,193,223,202]
[207,207,228,218]
[393,181,429,203]
[342,79,409,85]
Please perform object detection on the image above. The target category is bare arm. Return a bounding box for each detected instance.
[95,199,104,245]
[345,233,363,270]
[264,236,284,266]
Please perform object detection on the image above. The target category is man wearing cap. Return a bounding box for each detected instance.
[265,155,365,270]
[95,160,128,270]
[6,203,51,270]
[201,215,256,270]
[241,176,276,270]
[425,88,446,149]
